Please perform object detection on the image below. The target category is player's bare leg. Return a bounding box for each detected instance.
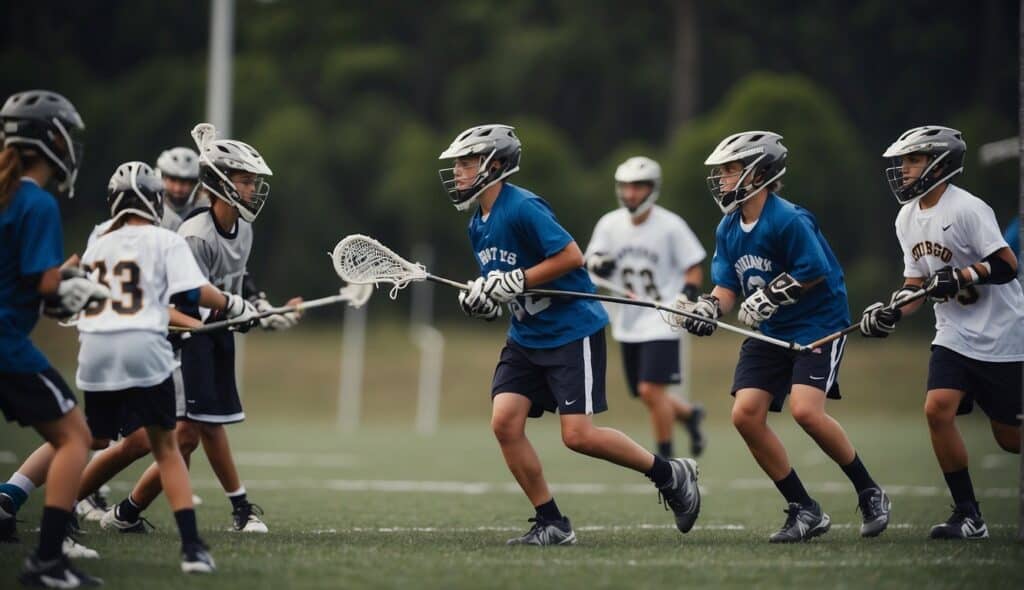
[491,393,551,506]
[924,389,969,472]
[989,420,1020,454]
[33,412,91,512]
[788,385,855,465]
[558,413,657,471]
[78,429,151,501]
[731,388,791,479]
[198,424,242,495]
[637,382,677,448]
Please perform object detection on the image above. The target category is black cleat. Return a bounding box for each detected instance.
[929,504,988,540]
[181,541,216,574]
[505,516,577,546]
[18,554,103,588]
[857,487,891,538]
[682,404,707,457]
[1,492,18,543]
[769,500,831,543]
[231,502,268,533]
[657,458,701,533]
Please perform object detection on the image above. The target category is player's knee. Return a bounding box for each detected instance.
[560,425,595,454]
[120,433,152,459]
[176,426,200,454]
[636,384,660,406]
[90,437,111,451]
[730,404,763,433]
[790,404,823,429]
[491,416,525,445]
[992,425,1020,454]
[924,398,956,428]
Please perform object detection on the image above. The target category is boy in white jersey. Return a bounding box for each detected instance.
[585,156,708,458]
[860,126,1023,540]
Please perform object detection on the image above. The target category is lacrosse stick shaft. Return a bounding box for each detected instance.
[804,287,932,350]
[175,293,353,335]
[588,273,635,298]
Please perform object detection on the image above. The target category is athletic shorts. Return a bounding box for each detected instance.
[0,367,78,426]
[84,376,176,440]
[928,345,1023,426]
[491,328,608,418]
[731,336,847,412]
[179,330,244,424]
[620,339,681,398]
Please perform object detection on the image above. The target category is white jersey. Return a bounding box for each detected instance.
[586,205,706,342]
[86,206,185,246]
[76,224,208,391]
[895,184,1024,362]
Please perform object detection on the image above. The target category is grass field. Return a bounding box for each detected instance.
[2,318,1022,589]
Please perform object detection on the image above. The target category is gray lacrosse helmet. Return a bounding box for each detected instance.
[882,126,965,204]
[704,131,787,215]
[0,90,85,198]
[107,161,164,225]
[156,146,200,180]
[614,156,662,219]
[438,124,521,211]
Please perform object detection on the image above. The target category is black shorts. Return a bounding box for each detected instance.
[731,336,847,412]
[84,377,177,440]
[0,367,78,426]
[491,329,608,418]
[179,331,244,424]
[620,339,681,398]
[927,345,1023,426]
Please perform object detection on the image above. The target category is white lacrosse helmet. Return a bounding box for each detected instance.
[704,131,787,215]
[882,126,965,205]
[614,156,661,219]
[107,161,164,225]
[191,123,272,222]
[438,124,521,211]
[156,146,200,180]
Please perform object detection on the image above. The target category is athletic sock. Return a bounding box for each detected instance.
[656,441,674,459]
[174,508,201,547]
[37,506,71,561]
[117,496,142,522]
[645,455,674,488]
[534,498,563,522]
[840,453,878,493]
[774,469,814,507]
[226,487,248,509]
[1,472,36,510]
[943,468,978,511]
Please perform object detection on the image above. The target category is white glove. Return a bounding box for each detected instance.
[223,292,259,332]
[665,293,697,328]
[482,269,526,303]
[683,295,720,336]
[458,277,502,321]
[254,297,299,331]
[43,272,110,319]
[738,289,778,329]
[859,301,901,338]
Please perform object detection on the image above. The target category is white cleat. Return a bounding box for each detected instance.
[62,536,100,559]
[231,502,268,533]
[181,543,216,574]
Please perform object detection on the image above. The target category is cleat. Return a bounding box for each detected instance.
[192,494,203,506]
[656,458,701,533]
[18,554,103,588]
[1,492,18,543]
[75,491,110,523]
[231,502,268,533]
[505,516,577,546]
[99,506,152,534]
[857,487,891,538]
[929,504,988,540]
[181,542,216,574]
[682,404,707,457]
[769,500,831,543]
[62,536,99,559]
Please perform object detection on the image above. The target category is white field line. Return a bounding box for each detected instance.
[0,450,17,463]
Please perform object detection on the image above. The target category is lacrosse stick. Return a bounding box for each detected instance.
[331,234,807,351]
[588,273,635,298]
[804,285,933,350]
[171,283,373,335]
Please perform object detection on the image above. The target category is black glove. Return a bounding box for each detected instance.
[859,302,902,338]
[586,252,616,279]
[683,295,721,337]
[925,266,965,302]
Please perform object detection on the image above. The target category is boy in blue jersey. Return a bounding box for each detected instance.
[0,90,108,587]
[671,131,890,543]
[439,124,701,545]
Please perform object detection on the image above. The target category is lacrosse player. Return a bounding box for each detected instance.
[440,124,701,546]
[155,146,206,231]
[584,156,708,458]
[672,131,890,543]
[0,90,107,587]
[859,126,1023,540]
[103,124,301,535]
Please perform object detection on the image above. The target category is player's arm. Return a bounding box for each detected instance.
[170,283,257,328]
[858,277,926,338]
[525,241,584,287]
[681,264,703,301]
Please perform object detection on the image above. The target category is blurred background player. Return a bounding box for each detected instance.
[441,124,701,546]
[673,131,890,543]
[0,90,107,588]
[860,126,1023,540]
[155,146,205,232]
[585,156,707,459]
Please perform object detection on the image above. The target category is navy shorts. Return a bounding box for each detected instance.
[927,345,1022,426]
[179,331,244,424]
[491,329,608,418]
[732,336,847,412]
[84,377,177,440]
[0,367,78,426]
[620,339,681,398]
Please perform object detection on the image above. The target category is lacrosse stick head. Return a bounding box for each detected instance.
[331,234,428,299]
[339,282,374,308]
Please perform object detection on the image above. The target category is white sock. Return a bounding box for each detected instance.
[226,486,246,498]
[8,472,36,495]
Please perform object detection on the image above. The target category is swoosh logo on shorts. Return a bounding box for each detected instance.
[809,375,825,381]
[564,399,578,406]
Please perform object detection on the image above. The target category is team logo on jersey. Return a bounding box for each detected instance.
[616,245,660,264]
[735,255,773,295]
[477,246,518,267]
[910,240,953,263]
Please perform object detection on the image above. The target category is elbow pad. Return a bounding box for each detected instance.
[978,253,1016,285]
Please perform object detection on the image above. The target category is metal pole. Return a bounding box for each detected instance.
[338,304,367,432]
[411,244,444,435]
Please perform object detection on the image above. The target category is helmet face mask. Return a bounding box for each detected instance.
[882,126,965,205]
[614,156,661,219]
[704,131,787,215]
[0,90,86,198]
[107,162,165,225]
[438,124,521,211]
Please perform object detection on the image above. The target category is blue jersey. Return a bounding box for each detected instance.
[467,183,608,348]
[711,193,850,345]
[1005,217,1020,261]
[0,180,64,372]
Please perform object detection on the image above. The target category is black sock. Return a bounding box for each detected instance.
[174,509,201,547]
[840,454,878,494]
[37,506,71,561]
[118,496,141,522]
[535,498,563,522]
[645,455,673,488]
[774,469,814,507]
[228,492,248,510]
[943,468,978,509]
[656,441,674,459]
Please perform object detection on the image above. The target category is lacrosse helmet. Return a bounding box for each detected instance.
[704,131,787,215]
[107,161,164,225]
[191,123,272,222]
[0,90,85,198]
[882,126,965,204]
[156,146,200,180]
[614,156,661,219]
[438,124,521,211]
